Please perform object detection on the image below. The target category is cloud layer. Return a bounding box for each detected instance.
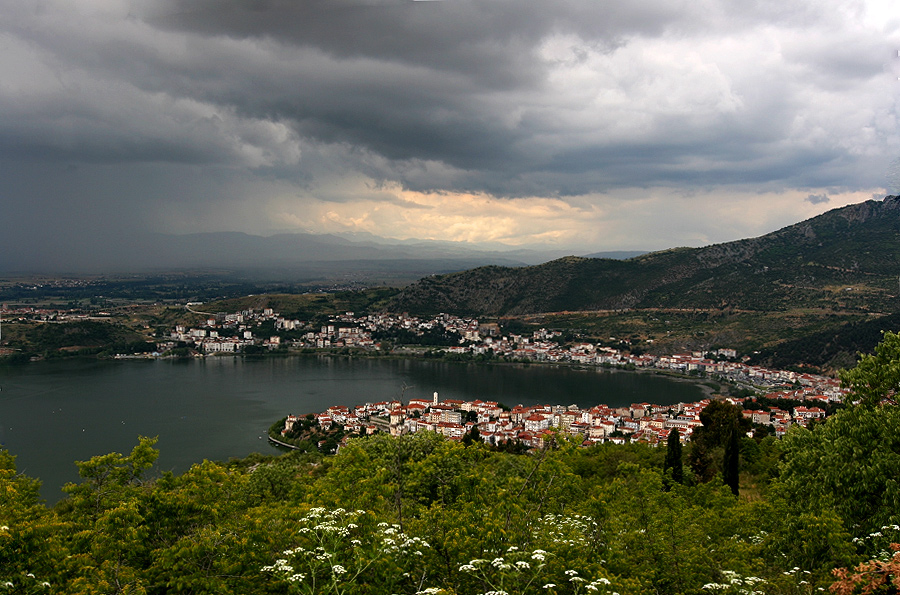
[1,0,898,270]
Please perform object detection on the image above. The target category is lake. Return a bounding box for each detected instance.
[0,355,706,501]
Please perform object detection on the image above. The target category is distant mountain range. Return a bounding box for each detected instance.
[0,228,637,282]
[389,196,900,316]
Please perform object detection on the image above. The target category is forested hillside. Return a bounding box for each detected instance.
[3,336,900,594]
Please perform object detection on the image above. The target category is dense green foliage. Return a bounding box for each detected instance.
[1,415,896,594]
[839,330,900,407]
[663,428,683,486]
[775,404,900,541]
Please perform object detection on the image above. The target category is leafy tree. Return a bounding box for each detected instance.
[663,428,683,486]
[693,401,751,449]
[462,424,480,446]
[690,401,750,483]
[61,436,160,518]
[0,449,60,591]
[774,405,900,545]
[754,499,854,578]
[589,463,758,595]
[839,330,900,406]
[722,423,739,496]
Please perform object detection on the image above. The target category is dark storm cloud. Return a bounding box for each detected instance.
[143,0,894,196]
[0,0,897,270]
[140,1,717,188]
[4,0,895,193]
[149,0,661,80]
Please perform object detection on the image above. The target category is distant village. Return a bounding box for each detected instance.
[153,307,847,450]
[5,302,848,448]
[161,306,843,394]
[7,302,847,398]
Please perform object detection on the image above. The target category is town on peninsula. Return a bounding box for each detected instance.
[157,305,847,453]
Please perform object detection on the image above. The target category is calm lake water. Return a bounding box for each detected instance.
[0,356,705,501]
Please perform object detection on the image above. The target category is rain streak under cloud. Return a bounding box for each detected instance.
[0,0,898,271]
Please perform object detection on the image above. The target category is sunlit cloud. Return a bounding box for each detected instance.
[261,184,883,252]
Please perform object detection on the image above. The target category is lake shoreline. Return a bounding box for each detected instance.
[2,354,711,502]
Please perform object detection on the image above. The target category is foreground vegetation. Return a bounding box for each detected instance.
[4,337,900,594]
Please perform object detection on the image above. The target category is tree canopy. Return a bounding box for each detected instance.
[839,330,900,406]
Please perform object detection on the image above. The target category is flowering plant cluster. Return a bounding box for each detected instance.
[456,547,622,595]
[701,570,767,595]
[262,507,431,594]
[850,523,900,561]
[535,514,600,551]
[456,547,550,595]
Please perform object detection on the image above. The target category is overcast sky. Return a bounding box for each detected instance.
[1,0,899,270]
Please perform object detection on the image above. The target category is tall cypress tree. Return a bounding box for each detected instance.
[664,428,683,486]
[723,422,740,496]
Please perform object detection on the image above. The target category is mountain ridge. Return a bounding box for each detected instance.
[389,196,900,316]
